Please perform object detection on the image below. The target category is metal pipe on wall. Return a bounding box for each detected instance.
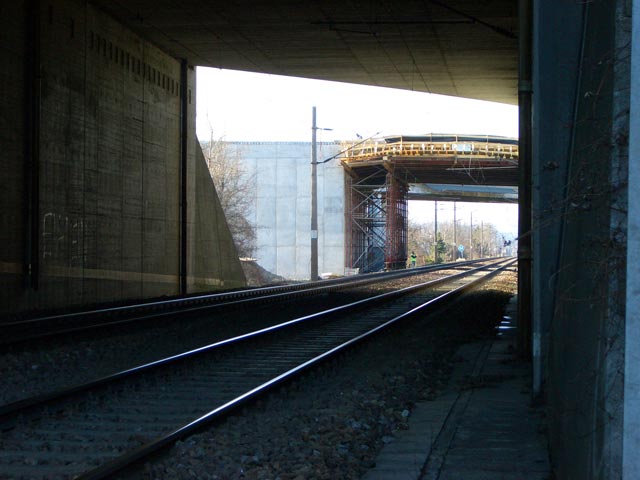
[179,60,189,295]
[24,0,41,290]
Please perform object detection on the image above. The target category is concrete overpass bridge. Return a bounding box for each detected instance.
[342,134,518,271]
[1,1,638,478]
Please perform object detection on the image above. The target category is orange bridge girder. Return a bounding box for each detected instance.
[342,134,518,273]
[341,134,519,187]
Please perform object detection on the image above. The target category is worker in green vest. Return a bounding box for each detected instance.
[410,251,417,268]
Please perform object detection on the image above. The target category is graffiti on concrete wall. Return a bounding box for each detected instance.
[42,212,84,265]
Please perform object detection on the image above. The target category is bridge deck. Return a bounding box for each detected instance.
[342,135,519,187]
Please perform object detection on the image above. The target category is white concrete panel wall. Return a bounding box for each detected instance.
[295,158,312,278]
[275,148,298,276]
[319,156,347,276]
[242,154,258,230]
[255,144,278,274]
[232,141,345,280]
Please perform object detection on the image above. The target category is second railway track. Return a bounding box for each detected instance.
[0,258,499,346]
[0,258,514,480]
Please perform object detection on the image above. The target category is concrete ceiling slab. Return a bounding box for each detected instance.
[92,0,518,104]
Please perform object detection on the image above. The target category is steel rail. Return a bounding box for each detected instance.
[77,258,516,480]
[0,258,498,344]
[0,259,513,480]
[0,258,507,420]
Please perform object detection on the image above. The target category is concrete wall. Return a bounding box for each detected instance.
[533,0,630,477]
[38,1,183,306]
[225,142,345,280]
[0,0,244,315]
[0,0,27,308]
[191,142,245,290]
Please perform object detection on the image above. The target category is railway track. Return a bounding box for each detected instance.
[0,258,497,346]
[0,258,514,480]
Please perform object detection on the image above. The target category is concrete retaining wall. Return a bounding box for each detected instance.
[191,142,245,291]
[534,0,629,477]
[0,0,244,315]
[0,0,27,309]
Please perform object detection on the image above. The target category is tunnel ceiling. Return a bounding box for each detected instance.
[93,0,518,105]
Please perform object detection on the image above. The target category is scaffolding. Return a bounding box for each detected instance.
[345,171,408,273]
[384,174,408,270]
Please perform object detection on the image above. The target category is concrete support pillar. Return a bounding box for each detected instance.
[384,174,408,270]
[532,0,585,400]
[517,0,533,360]
[623,1,640,477]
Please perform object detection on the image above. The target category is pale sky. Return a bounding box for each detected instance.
[196,67,519,235]
[196,67,518,142]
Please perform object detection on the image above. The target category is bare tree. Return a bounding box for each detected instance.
[408,216,505,264]
[201,138,256,258]
[408,220,436,265]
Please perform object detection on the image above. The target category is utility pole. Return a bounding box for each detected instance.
[309,107,334,281]
[470,212,473,260]
[434,201,438,263]
[310,106,318,281]
[453,201,457,260]
[480,221,484,258]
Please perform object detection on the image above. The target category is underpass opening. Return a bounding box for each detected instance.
[196,68,519,280]
[197,68,517,280]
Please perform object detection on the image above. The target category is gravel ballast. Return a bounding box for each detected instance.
[123,269,517,480]
[0,268,460,406]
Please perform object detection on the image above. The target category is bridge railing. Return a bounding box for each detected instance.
[342,139,519,163]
